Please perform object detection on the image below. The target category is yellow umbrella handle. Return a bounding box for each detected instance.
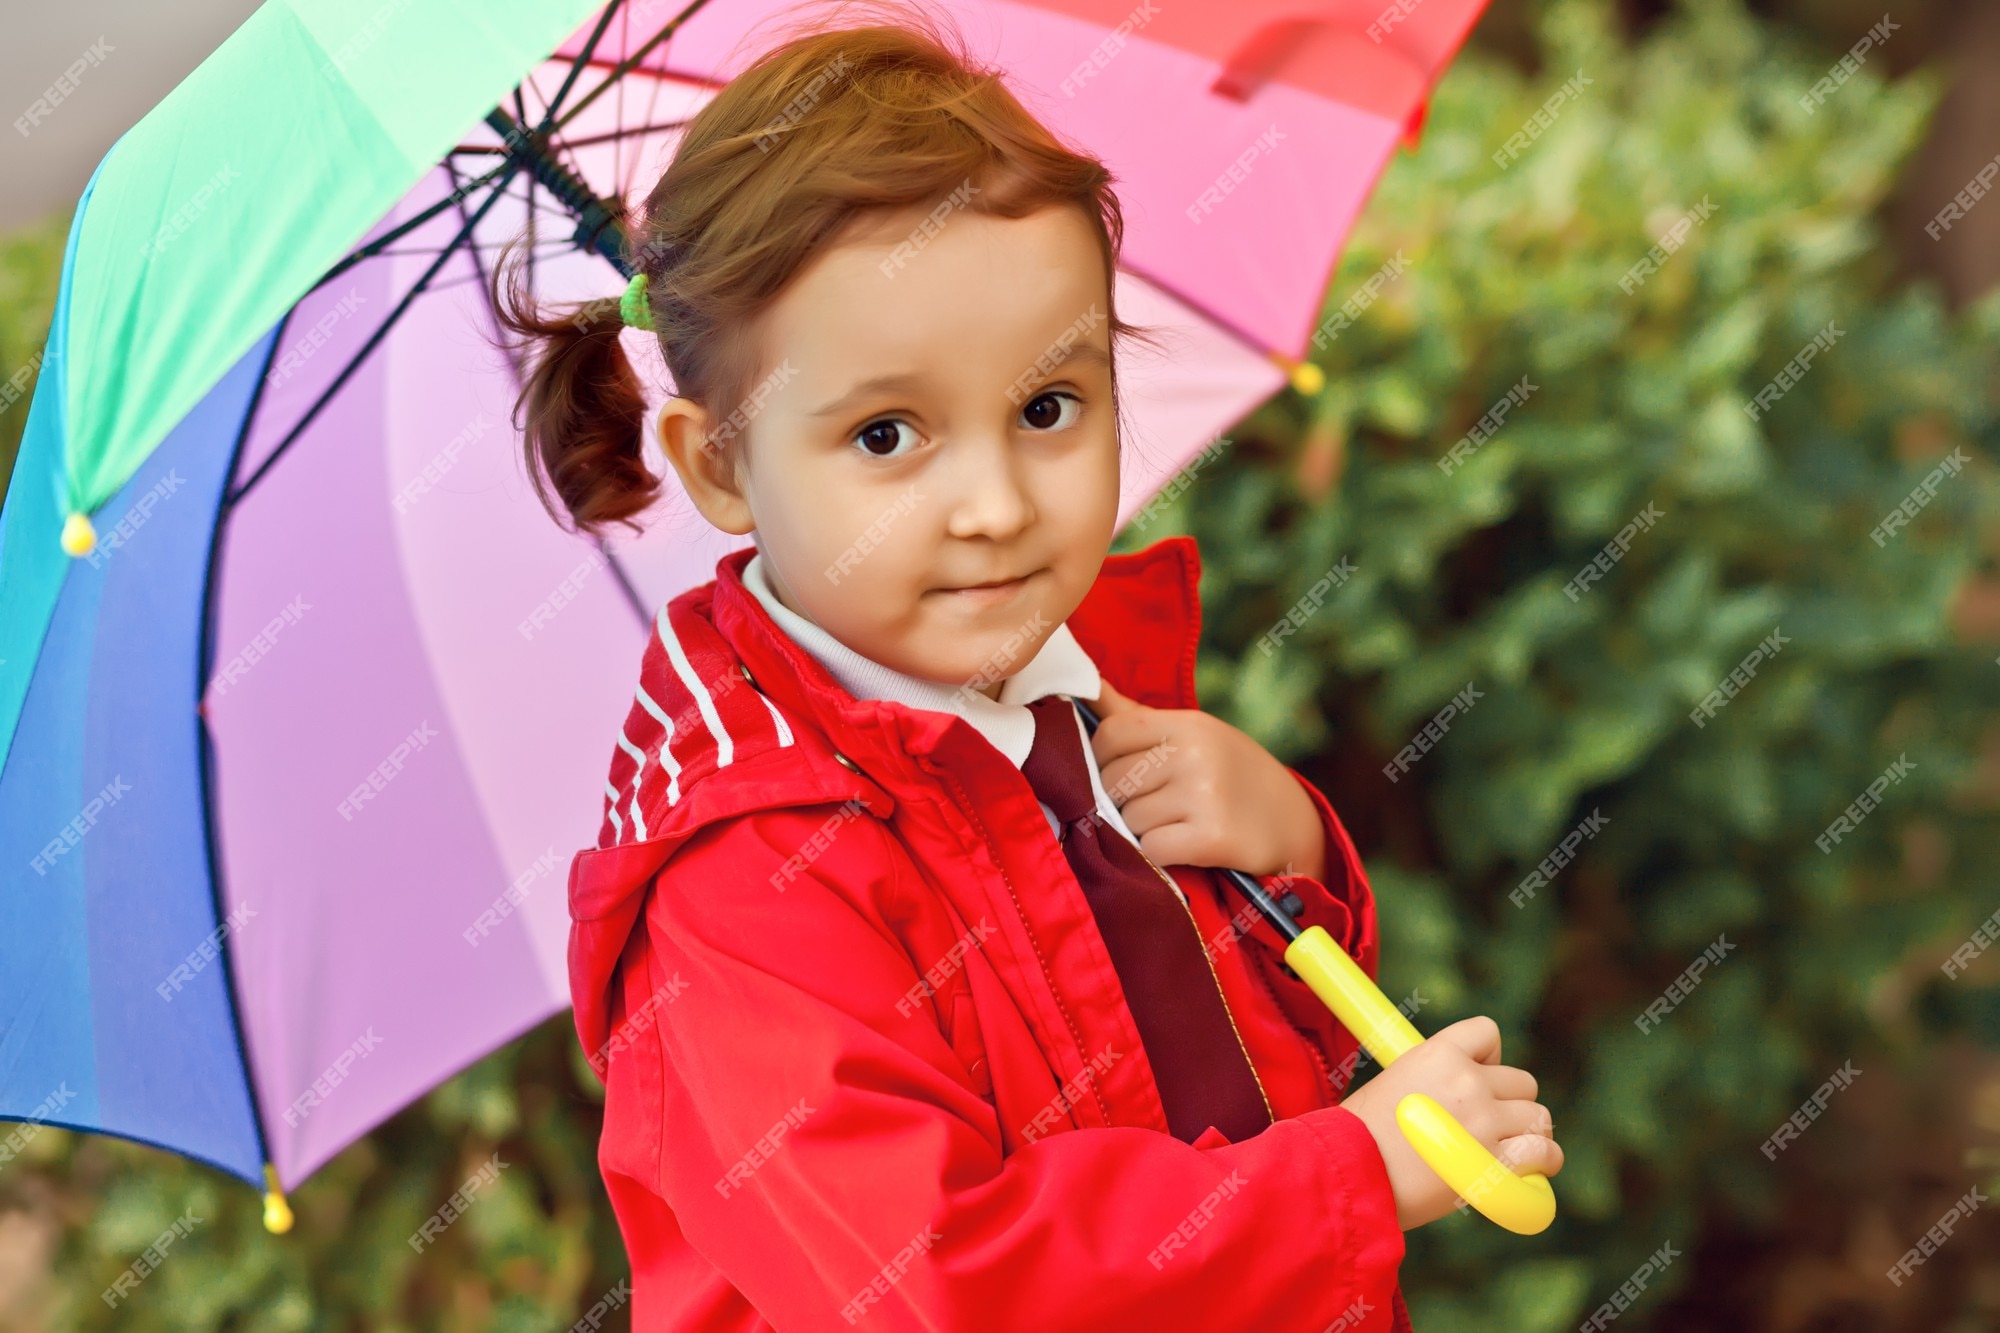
[1283,925,1557,1236]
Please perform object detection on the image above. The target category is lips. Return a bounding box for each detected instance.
[933,568,1040,600]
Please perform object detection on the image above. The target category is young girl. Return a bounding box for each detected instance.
[505,12,1560,1330]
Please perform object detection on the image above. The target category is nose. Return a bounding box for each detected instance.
[941,432,1035,542]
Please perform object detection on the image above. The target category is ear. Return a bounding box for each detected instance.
[656,396,754,535]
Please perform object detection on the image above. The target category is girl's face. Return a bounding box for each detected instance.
[659,202,1121,698]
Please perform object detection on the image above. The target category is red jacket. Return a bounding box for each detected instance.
[568,534,1412,1331]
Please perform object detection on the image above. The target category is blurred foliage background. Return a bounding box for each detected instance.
[1172,0,2000,1328]
[5,0,2000,1328]
[0,213,66,498]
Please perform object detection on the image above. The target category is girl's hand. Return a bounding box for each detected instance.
[1337,1016,1562,1231]
[1084,678,1327,881]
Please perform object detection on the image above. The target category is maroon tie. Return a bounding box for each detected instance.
[1020,695,1273,1144]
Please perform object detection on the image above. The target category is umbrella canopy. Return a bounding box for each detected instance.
[0,0,1486,1225]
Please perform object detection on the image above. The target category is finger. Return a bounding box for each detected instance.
[1480,1064,1538,1104]
[1435,1015,1502,1066]
[1115,789,1187,843]
[1133,820,1200,871]
[1492,1131,1563,1179]
[1087,676,1140,718]
[1488,1099,1555,1143]
[1099,751,1173,810]
[1089,708,1165,767]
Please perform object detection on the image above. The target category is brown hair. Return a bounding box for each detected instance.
[492,0,1163,541]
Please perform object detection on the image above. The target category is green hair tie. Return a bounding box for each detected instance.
[618,271,655,331]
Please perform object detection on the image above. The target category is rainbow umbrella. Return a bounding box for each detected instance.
[0,0,1486,1227]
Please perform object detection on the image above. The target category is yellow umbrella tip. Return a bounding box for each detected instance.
[1289,360,1327,397]
[60,512,96,557]
[261,1164,294,1234]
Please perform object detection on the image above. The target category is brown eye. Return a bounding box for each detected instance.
[1021,391,1081,432]
[853,419,919,458]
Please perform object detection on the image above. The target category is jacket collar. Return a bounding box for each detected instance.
[741,548,1110,768]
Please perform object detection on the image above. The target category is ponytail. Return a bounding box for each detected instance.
[490,237,662,540]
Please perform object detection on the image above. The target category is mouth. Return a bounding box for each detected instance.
[932,568,1041,603]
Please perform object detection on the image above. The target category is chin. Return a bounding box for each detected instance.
[912,643,1020,695]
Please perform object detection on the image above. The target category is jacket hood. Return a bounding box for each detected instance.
[567,534,1210,1052]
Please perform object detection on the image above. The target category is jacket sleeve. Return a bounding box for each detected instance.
[1275,765,1380,972]
[613,801,1405,1333]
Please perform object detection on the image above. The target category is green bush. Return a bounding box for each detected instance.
[0,210,66,499]
[6,1028,626,1331]
[1134,0,2000,1326]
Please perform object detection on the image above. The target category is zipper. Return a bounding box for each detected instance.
[1133,851,1276,1127]
[1248,940,1340,1106]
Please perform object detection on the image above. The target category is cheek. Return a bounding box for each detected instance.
[771,490,932,622]
[747,448,871,581]
[1042,438,1121,549]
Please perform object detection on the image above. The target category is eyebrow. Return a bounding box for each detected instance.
[807,341,1113,418]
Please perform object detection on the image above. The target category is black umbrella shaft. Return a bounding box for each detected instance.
[485,107,631,275]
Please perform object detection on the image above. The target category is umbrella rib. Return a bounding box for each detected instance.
[522,66,560,129]
[540,0,625,126]
[598,536,652,629]
[1115,256,1289,367]
[364,239,573,261]
[310,160,513,293]
[363,184,583,258]
[614,4,628,193]
[555,0,717,133]
[410,182,572,291]
[452,120,694,156]
[224,163,525,509]
[505,180,595,230]
[193,316,295,1183]
[624,32,674,198]
[445,157,526,393]
[516,86,539,310]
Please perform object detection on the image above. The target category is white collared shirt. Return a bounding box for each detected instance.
[741,549,1160,873]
